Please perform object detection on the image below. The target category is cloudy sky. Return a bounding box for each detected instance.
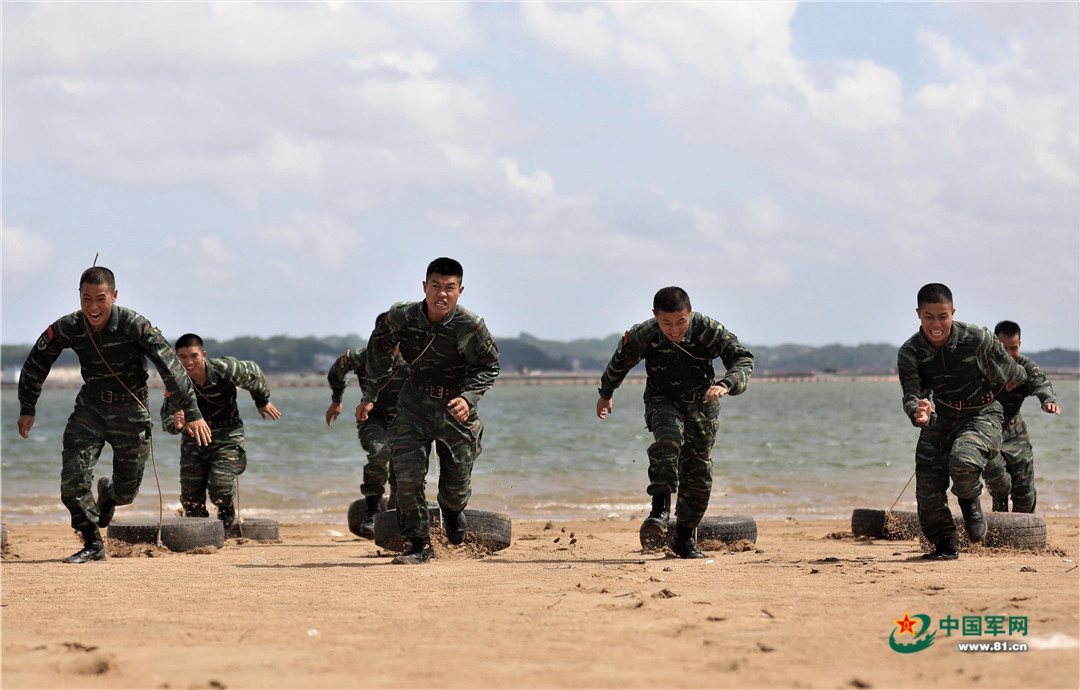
[3,2,1077,351]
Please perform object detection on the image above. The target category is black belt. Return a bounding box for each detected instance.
[208,415,241,430]
[936,391,995,411]
[680,390,705,403]
[418,383,459,399]
[94,387,148,405]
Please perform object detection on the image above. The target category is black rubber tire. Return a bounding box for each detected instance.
[373,507,441,552]
[347,497,390,537]
[947,512,1047,550]
[458,508,512,552]
[851,509,922,540]
[640,516,758,552]
[697,516,758,546]
[225,518,279,541]
[347,500,367,537]
[851,508,886,537]
[107,517,224,552]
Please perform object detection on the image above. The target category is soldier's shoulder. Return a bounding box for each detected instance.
[898,331,926,355]
[452,305,486,326]
[953,321,986,340]
[694,312,729,333]
[627,318,660,342]
[115,306,166,340]
[50,311,83,333]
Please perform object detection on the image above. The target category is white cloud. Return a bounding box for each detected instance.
[745,195,783,236]
[499,158,555,198]
[520,2,615,61]
[348,51,439,78]
[750,261,792,289]
[1,223,54,280]
[259,212,361,270]
[805,60,903,131]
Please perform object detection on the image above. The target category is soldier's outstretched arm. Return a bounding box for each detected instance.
[356,401,374,422]
[185,418,213,446]
[17,415,34,439]
[258,402,282,420]
[596,396,613,420]
[326,402,343,426]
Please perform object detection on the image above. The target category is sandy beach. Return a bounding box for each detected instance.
[2,516,1078,689]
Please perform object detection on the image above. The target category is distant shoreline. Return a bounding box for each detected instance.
[7,370,1077,391]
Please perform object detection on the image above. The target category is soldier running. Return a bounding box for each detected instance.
[357,258,499,564]
[986,320,1060,513]
[161,333,281,529]
[17,266,212,563]
[897,283,1026,560]
[596,286,754,559]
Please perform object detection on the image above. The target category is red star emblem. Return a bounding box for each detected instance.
[894,612,918,636]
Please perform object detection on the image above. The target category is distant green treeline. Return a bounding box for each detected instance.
[4,334,1077,375]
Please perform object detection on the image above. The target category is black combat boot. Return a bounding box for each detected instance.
[991,494,1009,513]
[922,533,960,560]
[95,477,116,528]
[218,504,237,531]
[63,526,106,563]
[672,523,705,559]
[639,493,671,550]
[392,538,433,565]
[444,509,468,546]
[358,495,381,540]
[958,497,987,543]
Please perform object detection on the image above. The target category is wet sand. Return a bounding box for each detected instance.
[2,516,1078,689]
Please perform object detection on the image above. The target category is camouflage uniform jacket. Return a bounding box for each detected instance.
[161,357,270,433]
[362,301,499,409]
[19,305,202,420]
[327,347,409,419]
[598,312,755,401]
[994,354,1056,423]
[897,321,1026,428]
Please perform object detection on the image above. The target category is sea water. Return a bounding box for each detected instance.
[2,380,1076,523]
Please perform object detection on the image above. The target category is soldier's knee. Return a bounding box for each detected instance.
[648,439,681,461]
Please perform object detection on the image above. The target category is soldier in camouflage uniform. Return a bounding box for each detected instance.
[17,266,212,563]
[325,312,410,538]
[597,286,754,559]
[161,334,281,529]
[897,284,1026,560]
[357,258,499,565]
[986,321,1060,514]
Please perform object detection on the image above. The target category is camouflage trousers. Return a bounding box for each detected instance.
[914,405,1009,544]
[357,414,398,506]
[988,415,1037,513]
[644,394,721,530]
[179,424,246,517]
[61,392,152,532]
[389,387,484,541]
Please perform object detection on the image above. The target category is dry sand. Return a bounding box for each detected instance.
[2,516,1078,689]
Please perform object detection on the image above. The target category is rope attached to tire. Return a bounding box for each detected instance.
[84,320,167,549]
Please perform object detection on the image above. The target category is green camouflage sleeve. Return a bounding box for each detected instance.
[458,318,499,409]
[220,357,271,408]
[18,315,78,416]
[327,348,365,403]
[159,391,183,434]
[897,338,931,427]
[977,329,1027,390]
[598,328,646,399]
[711,326,754,395]
[1019,354,1056,406]
[361,308,403,403]
[120,311,204,422]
